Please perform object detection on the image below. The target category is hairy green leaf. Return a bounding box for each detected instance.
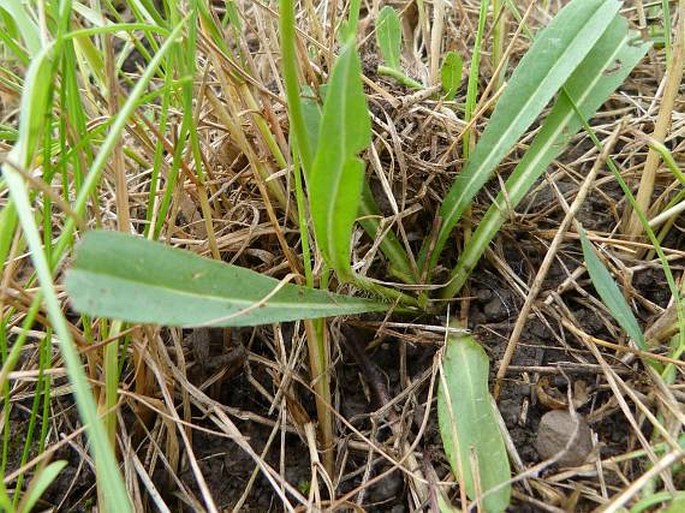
[310,41,371,279]
[66,231,386,327]
[443,15,651,297]
[438,326,511,512]
[419,0,621,275]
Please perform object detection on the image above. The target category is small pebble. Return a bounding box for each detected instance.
[536,410,593,467]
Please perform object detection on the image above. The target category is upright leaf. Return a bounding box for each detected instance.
[443,15,651,298]
[65,231,387,327]
[310,42,371,279]
[22,461,68,512]
[376,6,402,70]
[0,0,41,57]
[302,87,415,282]
[441,51,463,100]
[438,326,511,512]
[419,0,621,274]
[579,227,647,350]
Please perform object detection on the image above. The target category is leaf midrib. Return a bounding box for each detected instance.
[69,268,364,311]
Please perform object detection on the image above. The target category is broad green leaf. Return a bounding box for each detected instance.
[419,0,621,274]
[310,41,371,279]
[579,228,647,350]
[301,88,323,155]
[443,15,650,298]
[438,326,511,513]
[376,6,402,70]
[65,231,386,327]
[441,51,463,100]
[22,460,68,512]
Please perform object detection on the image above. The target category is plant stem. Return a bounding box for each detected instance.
[377,65,423,89]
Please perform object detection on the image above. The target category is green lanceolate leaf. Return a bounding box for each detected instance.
[65,231,387,327]
[310,41,371,280]
[442,15,651,298]
[419,0,621,275]
[301,88,415,283]
[579,227,647,350]
[438,325,511,512]
[376,6,402,70]
[441,51,463,101]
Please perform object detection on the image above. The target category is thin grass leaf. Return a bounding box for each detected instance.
[21,460,67,513]
[443,15,650,298]
[66,231,387,327]
[376,6,401,70]
[579,227,647,350]
[441,51,463,101]
[419,0,621,275]
[310,41,371,280]
[438,325,511,513]
[0,481,11,513]
[54,16,188,259]
[462,0,489,156]
[0,0,41,57]
[11,47,53,169]
[4,27,132,512]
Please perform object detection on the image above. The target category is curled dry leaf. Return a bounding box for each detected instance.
[535,377,590,410]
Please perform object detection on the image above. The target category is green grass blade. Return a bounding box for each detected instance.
[21,460,68,513]
[376,6,401,70]
[54,16,187,259]
[438,325,511,512]
[462,0,489,157]
[3,24,132,510]
[279,0,313,170]
[419,0,621,275]
[443,15,651,298]
[579,227,647,351]
[310,41,371,280]
[66,231,387,327]
[0,0,41,57]
[11,46,52,169]
[358,182,416,283]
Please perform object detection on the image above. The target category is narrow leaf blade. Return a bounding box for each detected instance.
[310,42,372,278]
[421,0,621,273]
[579,228,647,350]
[444,16,651,297]
[438,327,511,513]
[376,6,402,70]
[65,231,387,327]
[23,460,68,512]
